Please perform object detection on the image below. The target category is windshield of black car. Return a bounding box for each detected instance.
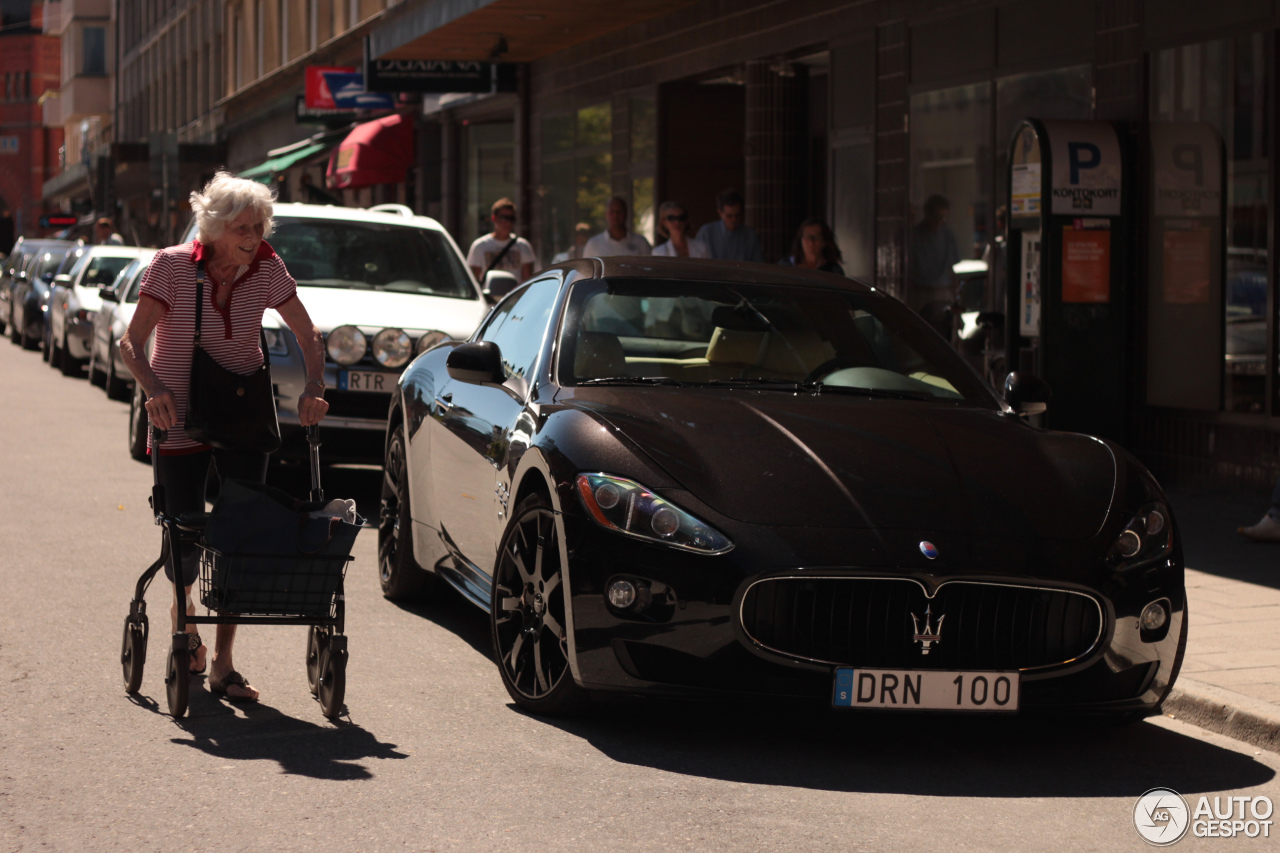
[560,278,996,405]
[268,217,476,299]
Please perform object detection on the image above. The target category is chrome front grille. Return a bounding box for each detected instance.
[739,576,1104,671]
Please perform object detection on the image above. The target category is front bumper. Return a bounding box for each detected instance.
[560,511,1186,714]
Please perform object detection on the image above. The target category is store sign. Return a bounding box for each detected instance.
[1150,122,1222,219]
[304,66,394,110]
[0,135,18,154]
[1046,121,1122,216]
[39,214,78,228]
[364,59,518,94]
[296,96,356,123]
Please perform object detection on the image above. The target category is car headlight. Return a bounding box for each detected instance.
[416,330,450,354]
[1109,502,1172,565]
[326,324,367,365]
[372,327,412,368]
[262,327,289,356]
[575,473,732,554]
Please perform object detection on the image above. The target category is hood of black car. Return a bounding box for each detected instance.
[567,388,1115,540]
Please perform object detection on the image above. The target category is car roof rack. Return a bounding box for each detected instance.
[368,203,415,219]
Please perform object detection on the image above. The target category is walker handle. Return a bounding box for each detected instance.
[306,424,323,502]
[149,424,168,522]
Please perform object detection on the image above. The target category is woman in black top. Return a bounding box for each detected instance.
[778,217,844,275]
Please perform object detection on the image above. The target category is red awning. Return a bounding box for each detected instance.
[326,113,414,190]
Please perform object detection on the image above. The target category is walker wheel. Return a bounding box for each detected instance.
[316,645,346,719]
[305,626,329,695]
[165,647,189,719]
[121,614,148,694]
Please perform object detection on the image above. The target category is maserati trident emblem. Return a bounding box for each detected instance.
[919,541,939,559]
[911,605,945,654]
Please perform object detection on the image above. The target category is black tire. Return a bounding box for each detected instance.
[165,646,189,718]
[20,322,37,351]
[491,494,590,716]
[306,626,329,695]
[316,644,346,718]
[378,424,433,600]
[121,614,148,694]
[41,325,51,362]
[128,384,149,461]
[105,350,128,400]
[8,308,19,343]
[59,332,80,374]
[88,346,105,386]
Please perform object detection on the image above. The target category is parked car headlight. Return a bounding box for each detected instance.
[372,327,412,368]
[575,473,732,554]
[416,330,450,354]
[262,327,289,356]
[326,324,367,365]
[1108,502,1172,566]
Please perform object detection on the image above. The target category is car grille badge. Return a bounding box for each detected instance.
[919,540,939,559]
[911,605,945,655]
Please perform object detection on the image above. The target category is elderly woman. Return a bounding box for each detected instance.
[650,201,710,258]
[121,172,329,702]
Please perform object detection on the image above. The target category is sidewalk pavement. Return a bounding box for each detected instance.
[1160,485,1280,752]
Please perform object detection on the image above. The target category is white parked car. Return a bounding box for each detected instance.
[49,245,146,376]
[170,202,501,461]
[90,250,157,400]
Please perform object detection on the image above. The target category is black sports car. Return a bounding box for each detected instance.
[381,257,1186,718]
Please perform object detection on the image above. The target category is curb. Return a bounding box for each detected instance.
[1161,677,1280,754]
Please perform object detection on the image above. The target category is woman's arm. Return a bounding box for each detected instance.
[274,295,329,426]
[121,294,178,430]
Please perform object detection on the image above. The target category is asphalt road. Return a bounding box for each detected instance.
[1,334,1278,853]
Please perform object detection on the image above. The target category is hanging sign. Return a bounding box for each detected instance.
[1046,121,1122,216]
[364,59,518,94]
[304,66,394,110]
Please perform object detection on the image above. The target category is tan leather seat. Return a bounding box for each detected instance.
[705,326,835,379]
[575,331,628,379]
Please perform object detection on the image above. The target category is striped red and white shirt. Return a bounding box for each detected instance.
[139,240,296,454]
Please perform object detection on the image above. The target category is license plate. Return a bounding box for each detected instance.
[338,370,396,392]
[833,667,1020,711]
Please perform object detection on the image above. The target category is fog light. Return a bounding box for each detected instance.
[1140,600,1169,632]
[1117,529,1142,558]
[607,579,636,609]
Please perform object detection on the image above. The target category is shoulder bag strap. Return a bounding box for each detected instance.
[483,236,519,276]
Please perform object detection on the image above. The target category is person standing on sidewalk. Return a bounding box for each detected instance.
[467,198,536,283]
[584,197,652,257]
[696,189,763,263]
[651,201,710,258]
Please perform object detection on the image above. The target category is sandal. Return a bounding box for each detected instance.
[209,669,258,702]
[187,632,207,675]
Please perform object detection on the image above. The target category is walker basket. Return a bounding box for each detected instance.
[198,546,351,618]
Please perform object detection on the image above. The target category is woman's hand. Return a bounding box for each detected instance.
[144,387,178,430]
[298,388,329,426]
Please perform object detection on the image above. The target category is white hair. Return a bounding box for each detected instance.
[189,171,276,244]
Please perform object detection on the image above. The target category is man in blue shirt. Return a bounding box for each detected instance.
[696,189,763,263]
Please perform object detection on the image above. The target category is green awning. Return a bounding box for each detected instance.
[238,141,331,183]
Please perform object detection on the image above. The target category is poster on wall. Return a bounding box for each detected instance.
[1046,121,1122,217]
[1162,224,1213,304]
[1061,226,1111,303]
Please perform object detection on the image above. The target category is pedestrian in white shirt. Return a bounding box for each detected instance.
[583,197,651,257]
[651,201,710,258]
[467,198,536,283]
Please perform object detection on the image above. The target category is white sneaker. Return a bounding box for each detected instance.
[1237,514,1280,542]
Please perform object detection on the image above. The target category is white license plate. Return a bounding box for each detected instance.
[338,370,396,393]
[833,667,1020,711]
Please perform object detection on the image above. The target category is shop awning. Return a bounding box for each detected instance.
[239,141,333,184]
[326,113,414,190]
[370,0,698,63]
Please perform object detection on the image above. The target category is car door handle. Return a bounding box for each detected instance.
[435,392,453,410]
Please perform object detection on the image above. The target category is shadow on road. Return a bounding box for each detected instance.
[166,689,408,780]
[525,699,1274,798]
[391,579,494,662]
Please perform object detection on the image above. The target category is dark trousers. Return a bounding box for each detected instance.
[157,448,269,585]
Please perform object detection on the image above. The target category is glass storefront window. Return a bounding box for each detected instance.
[1151,35,1271,414]
[461,122,515,250]
[540,102,613,264]
[908,83,991,323]
[630,96,656,242]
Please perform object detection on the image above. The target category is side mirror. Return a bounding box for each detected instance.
[482,270,519,305]
[53,273,72,286]
[99,286,119,302]
[1003,371,1052,416]
[446,341,505,385]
